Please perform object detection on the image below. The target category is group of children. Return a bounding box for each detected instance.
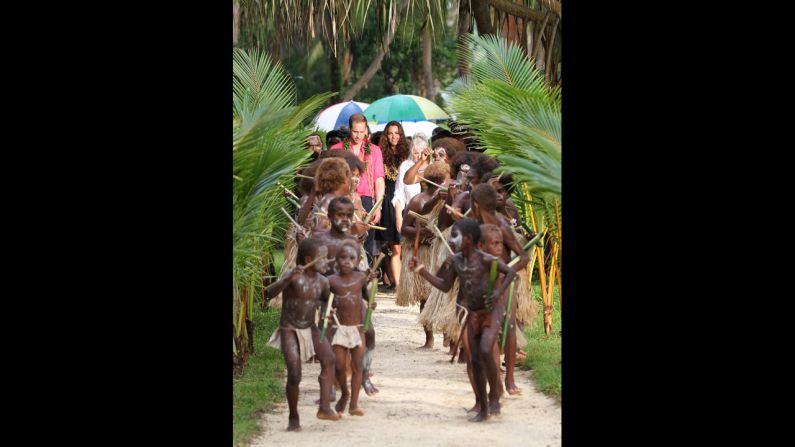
[265,124,538,431]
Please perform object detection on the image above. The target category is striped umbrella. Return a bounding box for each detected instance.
[313,100,370,131]
[362,94,449,124]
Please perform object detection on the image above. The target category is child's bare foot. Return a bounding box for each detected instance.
[286,417,301,431]
[505,382,522,395]
[334,396,349,413]
[467,402,480,413]
[363,377,380,395]
[488,400,501,415]
[468,412,489,422]
[317,408,341,421]
[443,334,451,347]
[348,407,365,416]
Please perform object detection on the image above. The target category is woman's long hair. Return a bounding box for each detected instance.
[378,121,410,171]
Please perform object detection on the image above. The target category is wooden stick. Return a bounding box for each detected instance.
[430,223,454,255]
[450,306,469,363]
[408,210,430,223]
[281,207,308,237]
[418,176,448,191]
[277,181,300,200]
[444,204,464,219]
[301,254,326,271]
[295,173,314,179]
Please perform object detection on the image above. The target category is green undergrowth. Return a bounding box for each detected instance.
[521,284,562,403]
[233,251,286,446]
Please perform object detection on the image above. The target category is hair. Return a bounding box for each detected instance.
[411,132,429,154]
[320,149,365,175]
[328,196,354,216]
[450,151,482,179]
[378,121,410,170]
[326,129,343,148]
[348,113,368,130]
[315,157,351,195]
[370,131,383,147]
[298,159,323,195]
[479,224,502,244]
[471,183,499,213]
[471,154,500,180]
[481,171,516,195]
[432,137,466,161]
[337,239,361,258]
[297,237,322,265]
[307,132,322,147]
[423,160,451,186]
[454,218,481,244]
[431,127,453,143]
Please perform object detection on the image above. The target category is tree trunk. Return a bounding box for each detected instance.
[341,0,410,101]
[342,48,353,83]
[533,13,550,69]
[233,2,240,46]
[472,0,495,36]
[545,19,559,86]
[422,21,434,100]
[456,0,471,77]
[328,40,341,102]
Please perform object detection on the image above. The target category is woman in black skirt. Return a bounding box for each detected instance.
[377,122,410,290]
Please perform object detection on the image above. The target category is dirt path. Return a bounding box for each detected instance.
[252,291,561,447]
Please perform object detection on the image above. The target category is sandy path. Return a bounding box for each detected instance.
[252,291,561,447]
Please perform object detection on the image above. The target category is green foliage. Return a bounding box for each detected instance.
[233,47,333,369]
[445,34,561,198]
[233,305,286,446]
[522,284,562,402]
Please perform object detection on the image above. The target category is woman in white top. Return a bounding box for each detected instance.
[392,132,429,234]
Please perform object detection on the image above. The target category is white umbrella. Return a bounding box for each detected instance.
[313,101,370,132]
[369,120,440,138]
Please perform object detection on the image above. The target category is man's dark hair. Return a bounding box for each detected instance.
[297,237,322,265]
[326,130,342,148]
[472,155,500,180]
[370,131,383,147]
[471,183,499,213]
[320,149,365,174]
[328,196,354,215]
[454,218,481,244]
[431,127,453,143]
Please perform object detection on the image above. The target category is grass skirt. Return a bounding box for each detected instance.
[394,201,445,307]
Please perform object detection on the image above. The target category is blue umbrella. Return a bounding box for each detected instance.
[314,100,370,131]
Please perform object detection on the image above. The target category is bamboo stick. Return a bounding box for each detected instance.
[501,279,516,349]
[363,253,387,331]
[295,173,314,179]
[366,196,384,222]
[319,293,335,340]
[444,204,464,219]
[408,210,431,223]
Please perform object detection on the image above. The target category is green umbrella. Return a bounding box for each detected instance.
[362,94,449,124]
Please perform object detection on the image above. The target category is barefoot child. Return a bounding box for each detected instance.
[470,183,532,395]
[327,239,377,416]
[264,238,341,431]
[410,219,516,422]
[313,196,379,395]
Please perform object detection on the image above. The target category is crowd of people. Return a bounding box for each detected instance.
[264,113,538,431]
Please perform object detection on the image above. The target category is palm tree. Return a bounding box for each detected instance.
[444,33,561,334]
[233,48,333,373]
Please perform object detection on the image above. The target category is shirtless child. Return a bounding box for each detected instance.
[313,196,379,396]
[470,183,531,395]
[264,238,340,431]
[410,219,516,422]
[327,239,377,416]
